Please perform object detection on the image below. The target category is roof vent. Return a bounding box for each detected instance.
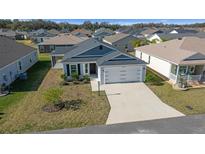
[178,37,182,40]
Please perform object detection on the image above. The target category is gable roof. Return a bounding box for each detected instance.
[136,37,205,65]
[47,29,61,35]
[140,28,160,36]
[71,28,92,36]
[61,38,146,65]
[0,36,36,69]
[103,33,131,43]
[39,34,88,45]
[96,51,146,66]
[93,28,114,36]
[62,38,117,60]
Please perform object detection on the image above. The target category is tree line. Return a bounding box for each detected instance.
[0,19,205,32]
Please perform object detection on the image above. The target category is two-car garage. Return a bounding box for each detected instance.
[100,65,146,84]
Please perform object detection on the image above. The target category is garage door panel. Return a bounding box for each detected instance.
[104,65,143,84]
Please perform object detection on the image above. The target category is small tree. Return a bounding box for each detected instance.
[43,88,63,104]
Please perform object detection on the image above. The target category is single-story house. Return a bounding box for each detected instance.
[0,36,38,86]
[71,28,92,37]
[0,29,16,40]
[135,37,205,85]
[38,34,88,53]
[146,33,162,43]
[29,29,57,43]
[103,33,137,52]
[92,28,115,40]
[56,38,146,84]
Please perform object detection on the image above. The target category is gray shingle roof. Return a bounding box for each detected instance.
[0,36,36,69]
[103,33,131,43]
[93,28,114,37]
[63,38,117,60]
[97,51,146,66]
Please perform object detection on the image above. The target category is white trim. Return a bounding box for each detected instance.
[70,64,78,75]
[101,63,146,67]
[63,61,96,64]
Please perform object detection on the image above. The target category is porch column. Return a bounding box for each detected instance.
[176,65,180,83]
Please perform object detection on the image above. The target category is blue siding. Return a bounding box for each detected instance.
[75,45,114,57]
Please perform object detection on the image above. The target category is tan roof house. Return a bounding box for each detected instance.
[103,33,137,52]
[135,37,205,86]
[38,33,88,52]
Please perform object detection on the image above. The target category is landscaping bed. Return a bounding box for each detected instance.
[145,68,205,115]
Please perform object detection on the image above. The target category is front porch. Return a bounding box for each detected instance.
[169,64,205,88]
[63,62,98,79]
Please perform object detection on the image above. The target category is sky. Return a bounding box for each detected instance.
[49,19,205,25]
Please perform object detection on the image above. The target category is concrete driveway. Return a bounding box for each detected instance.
[91,80,184,124]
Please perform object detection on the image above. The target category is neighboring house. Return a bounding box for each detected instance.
[103,33,137,52]
[71,28,92,37]
[52,38,147,84]
[135,37,205,85]
[0,29,17,40]
[157,32,205,41]
[168,28,199,34]
[0,36,38,86]
[47,29,61,35]
[15,31,29,40]
[29,29,57,43]
[138,28,164,43]
[140,28,163,37]
[38,34,88,53]
[146,33,162,43]
[92,28,115,40]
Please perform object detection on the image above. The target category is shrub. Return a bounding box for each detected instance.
[71,72,79,81]
[83,75,90,82]
[43,87,63,104]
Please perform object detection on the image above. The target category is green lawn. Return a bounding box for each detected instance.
[145,68,205,115]
[0,69,110,133]
[0,54,50,117]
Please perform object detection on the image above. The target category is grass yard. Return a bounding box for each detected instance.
[0,68,110,133]
[16,40,37,49]
[0,54,50,119]
[145,68,205,115]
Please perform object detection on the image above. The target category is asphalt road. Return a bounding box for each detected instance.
[38,114,205,134]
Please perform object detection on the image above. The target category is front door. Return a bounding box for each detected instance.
[90,63,97,74]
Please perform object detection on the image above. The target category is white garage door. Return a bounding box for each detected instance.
[104,65,143,84]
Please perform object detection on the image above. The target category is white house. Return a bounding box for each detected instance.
[0,36,38,86]
[147,33,162,43]
[135,37,205,85]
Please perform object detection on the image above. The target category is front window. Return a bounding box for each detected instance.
[71,65,77,74]
[188,65,195,74]
[179,66,187,75]
[18,61,22,70]
[171,64,177,75]
[85,64,88,74]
